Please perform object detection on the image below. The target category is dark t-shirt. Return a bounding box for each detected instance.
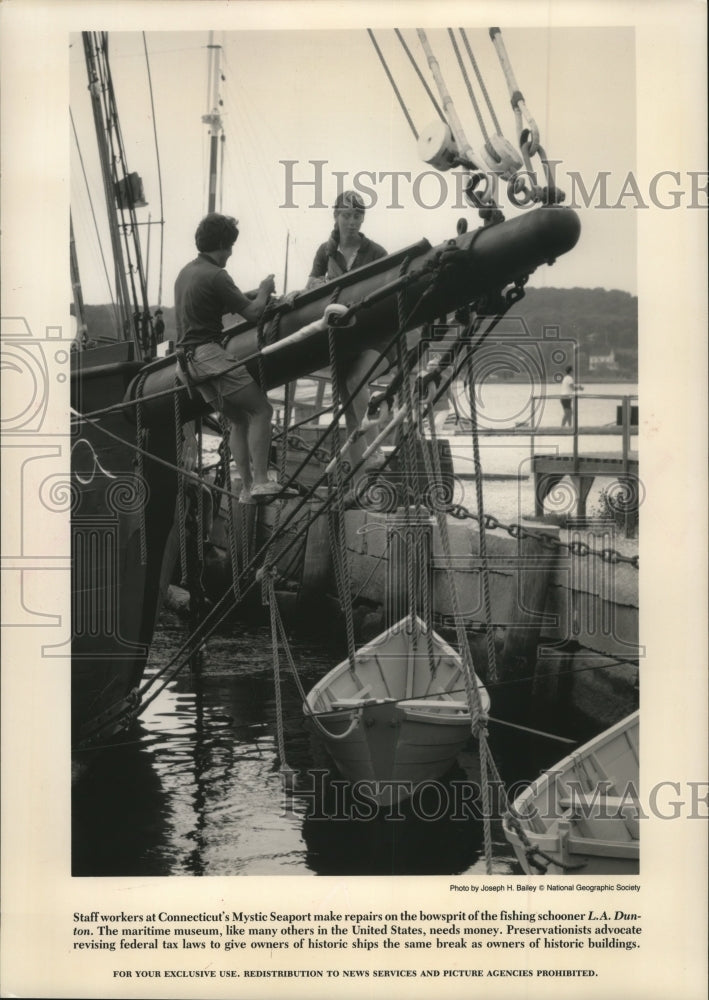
[175,253,250,347]
[309,234,387,281]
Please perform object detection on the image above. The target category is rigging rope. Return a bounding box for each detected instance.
[417,28,478,168]
[488,27,539,154]
[69,106,120,330]
[174,381,188,585]
[217,414,241,599]
[326,321,357,670]
[135,374,148,564]
[447,28,489,142]
[465,348,499,684]
[459,28,502,135]
[393,29,447,125]
[114,282,444,719]
[141,32,165,309]
[367,29,419,139]
[265,575,295,778]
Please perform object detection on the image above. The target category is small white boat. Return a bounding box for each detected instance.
[303,617,489,806]
[502,711,639,875]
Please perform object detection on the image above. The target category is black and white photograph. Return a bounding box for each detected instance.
[65,23,642,879]
[1,1,707,998]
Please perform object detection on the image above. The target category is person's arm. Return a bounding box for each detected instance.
[216,270,274,322]
[306,244,328,290]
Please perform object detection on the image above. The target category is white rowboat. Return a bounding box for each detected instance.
[304,617,489,806]
[502,711,639,875]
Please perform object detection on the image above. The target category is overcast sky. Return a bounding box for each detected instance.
[70,26,637,307]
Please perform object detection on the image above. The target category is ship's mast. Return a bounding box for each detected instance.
[82,31,155,359]
[83,32,132,341]
[69,211,88,348]
[202,32,225,214]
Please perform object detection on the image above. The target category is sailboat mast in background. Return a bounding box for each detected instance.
[203,32,225,214]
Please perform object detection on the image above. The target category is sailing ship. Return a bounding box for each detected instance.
[70,32,177,747]
[502,711,640,875]
[70,28,583,754]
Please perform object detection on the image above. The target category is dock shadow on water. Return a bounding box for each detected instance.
[72,611,570,878]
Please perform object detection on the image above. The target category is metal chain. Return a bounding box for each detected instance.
[447,503,639,569]
[282,431,332,466]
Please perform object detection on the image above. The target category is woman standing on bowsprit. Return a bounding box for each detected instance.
[307,191,389,480]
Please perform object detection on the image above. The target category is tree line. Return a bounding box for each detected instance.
[82,286,637,380]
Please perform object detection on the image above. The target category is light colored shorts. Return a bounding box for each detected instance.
[186,341,255,409]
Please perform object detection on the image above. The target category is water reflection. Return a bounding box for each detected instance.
[73,613,561,877]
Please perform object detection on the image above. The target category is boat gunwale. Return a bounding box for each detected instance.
[503,711,640,853]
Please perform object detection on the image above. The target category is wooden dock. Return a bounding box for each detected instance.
[533,452,640,519]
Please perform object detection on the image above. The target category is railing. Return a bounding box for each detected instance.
[529,393,638,472]
[273,380,639,476]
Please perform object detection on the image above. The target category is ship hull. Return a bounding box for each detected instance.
[71,345,178,747]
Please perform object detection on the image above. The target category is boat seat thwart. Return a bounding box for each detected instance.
[329,697,468,713]
[558,793,640,840]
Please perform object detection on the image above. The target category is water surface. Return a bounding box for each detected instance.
[72,613,576,878]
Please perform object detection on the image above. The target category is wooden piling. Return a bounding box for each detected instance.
[497,521,560,715]
[385,509,434,629]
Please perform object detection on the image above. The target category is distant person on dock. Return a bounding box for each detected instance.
[174,212,287,501]
[559,365,584,427]
[306,190,389,477]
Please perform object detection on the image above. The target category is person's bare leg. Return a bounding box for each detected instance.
[224,385,274,487]
[342,350,386,469]
[219,404,251,492]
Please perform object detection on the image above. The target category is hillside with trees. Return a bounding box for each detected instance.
[512,287,638,380]
[81,287,637,380]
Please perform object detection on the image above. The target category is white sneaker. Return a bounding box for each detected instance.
[251,481,287,498]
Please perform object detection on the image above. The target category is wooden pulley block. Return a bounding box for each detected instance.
[417,120,459,171]
[482,134,524,179]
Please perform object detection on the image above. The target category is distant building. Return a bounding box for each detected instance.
[588,349,618,371]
